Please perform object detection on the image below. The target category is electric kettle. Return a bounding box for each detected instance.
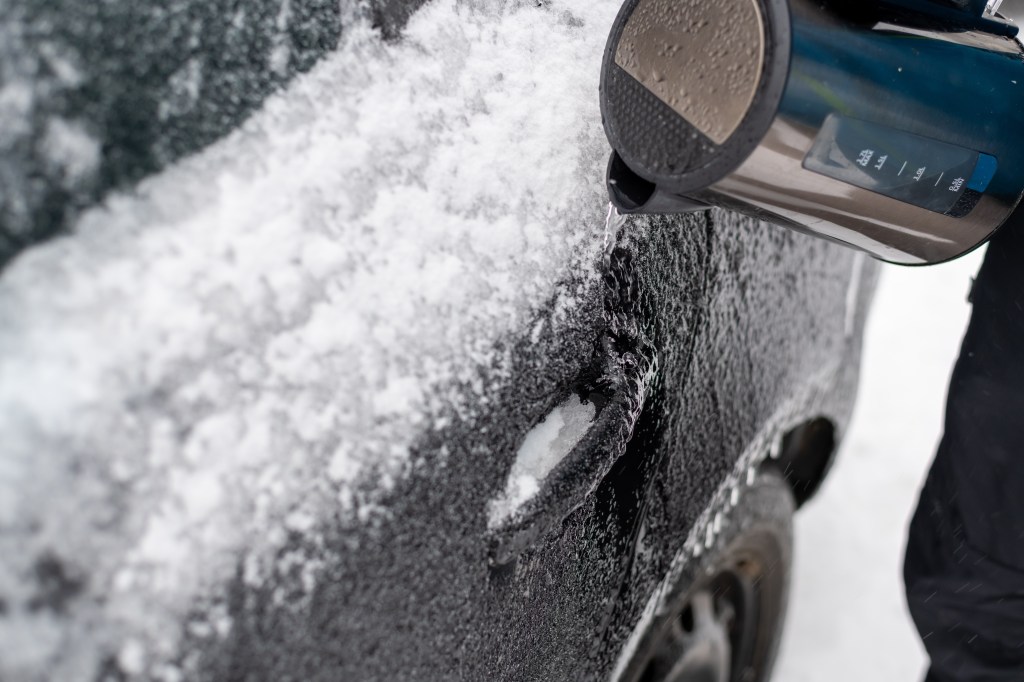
[601,0,1024,264]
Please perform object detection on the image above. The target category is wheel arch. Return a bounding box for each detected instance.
[769,416,838,508]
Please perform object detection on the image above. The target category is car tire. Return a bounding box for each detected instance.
[621,467,795,682]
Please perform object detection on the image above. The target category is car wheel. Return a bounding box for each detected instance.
[623,468,794,682]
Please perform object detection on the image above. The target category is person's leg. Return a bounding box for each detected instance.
[905,217,1024,681]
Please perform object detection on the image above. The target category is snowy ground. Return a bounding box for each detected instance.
[775,249,986,681]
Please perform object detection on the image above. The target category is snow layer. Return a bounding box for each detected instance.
[489,394,597,526]
[0,0,618,678]
[776,252,984,681]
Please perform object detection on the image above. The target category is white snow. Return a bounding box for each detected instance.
[489,394,598,526]
[37,42,86,88]
[41,117,102,186]
[269,0,293,77]
[160,58,204,120]
[776,250,984,681]
[0,0,619,678]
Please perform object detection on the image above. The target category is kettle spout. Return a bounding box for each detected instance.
[607,151,710,215]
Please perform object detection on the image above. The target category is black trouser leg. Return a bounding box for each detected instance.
[904,218,1024,681]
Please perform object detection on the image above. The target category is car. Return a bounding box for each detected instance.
[0,1,878,680]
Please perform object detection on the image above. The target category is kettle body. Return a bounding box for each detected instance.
[602,0,1024,264]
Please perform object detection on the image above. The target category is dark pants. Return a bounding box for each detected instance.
[905,216,1024,681]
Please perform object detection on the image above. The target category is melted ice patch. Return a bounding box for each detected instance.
[489,395,597,527]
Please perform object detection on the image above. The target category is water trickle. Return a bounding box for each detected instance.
[604,202,624,256]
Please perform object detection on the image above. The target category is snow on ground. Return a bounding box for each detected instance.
[0,1,620,678]
[776,249,985,681]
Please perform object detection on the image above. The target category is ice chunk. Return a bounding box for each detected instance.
[488,395,597,527]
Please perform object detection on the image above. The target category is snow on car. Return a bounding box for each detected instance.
[0,1,877,680]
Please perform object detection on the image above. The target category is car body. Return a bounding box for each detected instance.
[0,1,878,680]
